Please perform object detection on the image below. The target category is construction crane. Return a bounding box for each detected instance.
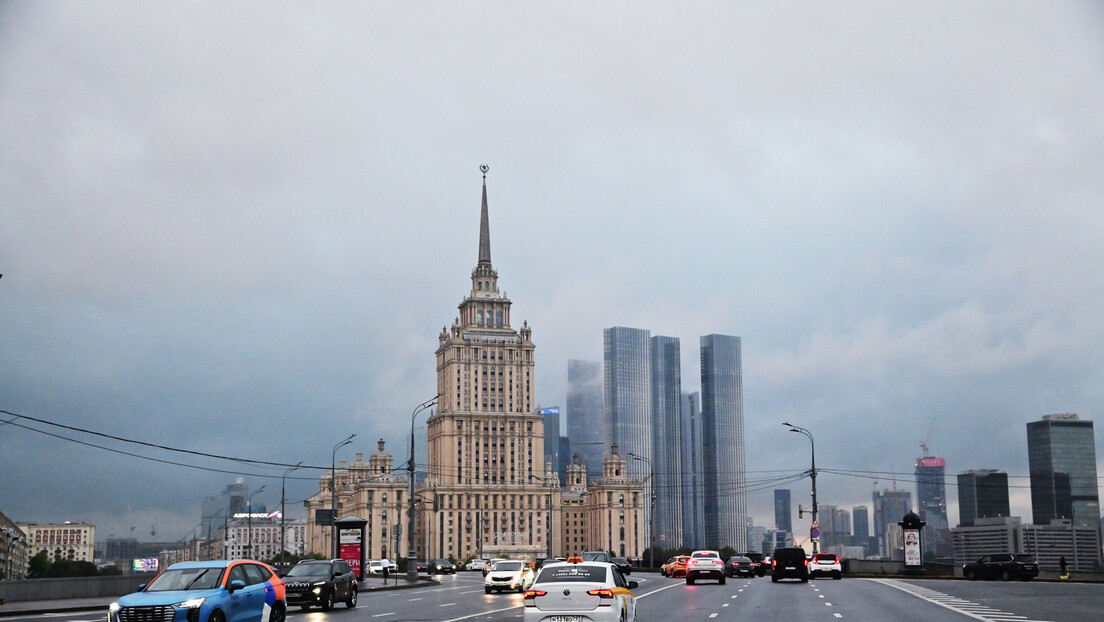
[920,419,936,458]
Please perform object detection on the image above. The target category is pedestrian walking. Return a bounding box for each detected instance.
[381,558,390,583]
[1059,555,1068,579]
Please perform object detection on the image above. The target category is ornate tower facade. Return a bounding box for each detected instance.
[423,168,556,561]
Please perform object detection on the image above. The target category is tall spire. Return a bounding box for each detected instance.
[478,164,491,266]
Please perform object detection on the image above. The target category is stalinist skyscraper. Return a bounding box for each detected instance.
[423,166,555,561]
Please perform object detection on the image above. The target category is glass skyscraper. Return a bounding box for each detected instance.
[700,334,746,551]
[681,391,703,548]
[566,359,604,480]
[604,327,655,555]
[956,469,1010,527]
[651,335,684,549]
[1027,414,1100,530]
[774,489,792,532]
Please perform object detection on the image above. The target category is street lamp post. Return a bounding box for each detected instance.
[247,485,265,560]
[529,475,556,559]
[332,434,356,559]
[281,462,302,565]
[783,422,818,554]
[627,452,655,568]
[408,394,441,581]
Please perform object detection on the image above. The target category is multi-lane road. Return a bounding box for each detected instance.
[7,572,1102,622]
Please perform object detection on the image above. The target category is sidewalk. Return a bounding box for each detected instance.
[0,577,432,617]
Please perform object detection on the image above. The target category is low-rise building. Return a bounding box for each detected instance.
[1,512,29,579]
[18,522,95,565]
[951,516,1101,572]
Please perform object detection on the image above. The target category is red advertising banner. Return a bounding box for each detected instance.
[340,528,362,578]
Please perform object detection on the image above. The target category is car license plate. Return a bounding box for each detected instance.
[547,617,582,622]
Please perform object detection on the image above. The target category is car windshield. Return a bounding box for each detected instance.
[536,564,605,583]
[580,552,606,561]
[494,561,525,571]
[692,552,718,559]
[434,559,450,564]
[1017,555,1036,563]
[284,564,330,578]
[145,567,224,591]
[814,554,836,562]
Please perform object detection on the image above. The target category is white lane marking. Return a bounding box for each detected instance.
[722,603,730,607]
[834,614,843,619]
[371,613,395,618]
[439,602,456,607]
[869,579,1055,622]
[709,614,718,619]
[440,603,527,622]
[635,581,683,599]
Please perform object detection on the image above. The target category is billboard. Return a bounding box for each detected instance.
[133,558,159,573]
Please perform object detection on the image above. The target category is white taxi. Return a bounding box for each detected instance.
[523,559,637,622]
[484,559,535,593]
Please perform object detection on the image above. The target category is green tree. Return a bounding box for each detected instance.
[27,551,50,578]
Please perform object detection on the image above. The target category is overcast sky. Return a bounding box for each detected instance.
[2,1,1103,546]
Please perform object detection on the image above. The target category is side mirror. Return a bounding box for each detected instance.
[227,580,246,593]
[627,581,638,590]
[137,584,148,592]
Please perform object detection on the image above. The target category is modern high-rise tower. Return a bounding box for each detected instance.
[1027,414,1100,530]
[680,391,703,548]
[915,456,951,558]
[956,469,1010,527]
[651,335,684,549]
[604,327,655,551]
[774,490,792,532]
[566,360,604,479]
[700,334,746,551]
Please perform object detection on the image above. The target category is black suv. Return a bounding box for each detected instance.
[283,559,358,610]
[771,547,809,583]
[963,553,1039,581]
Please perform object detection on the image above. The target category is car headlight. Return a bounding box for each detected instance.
[174,597,205,609]
[109,602,121,613]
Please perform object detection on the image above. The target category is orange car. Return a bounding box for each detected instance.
[661,555,689,577]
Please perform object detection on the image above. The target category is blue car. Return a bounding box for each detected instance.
[108,560,286,622]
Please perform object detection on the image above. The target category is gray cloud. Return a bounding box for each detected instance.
[2,1,1102,542]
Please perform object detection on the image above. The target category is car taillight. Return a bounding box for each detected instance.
[587,588,614,599]
[523,589,545,606]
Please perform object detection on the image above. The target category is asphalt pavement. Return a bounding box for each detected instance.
[0,576,434,617]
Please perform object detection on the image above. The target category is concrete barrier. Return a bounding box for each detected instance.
[0,575,150,603]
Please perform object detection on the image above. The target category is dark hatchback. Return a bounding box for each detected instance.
[963,554,1039,581]
[611,557,632,575]
[725,556,757,578]
[430,558,456,574]
[771,547,809,583]
[283,559,358,610]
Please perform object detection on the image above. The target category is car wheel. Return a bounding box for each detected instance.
[321,589,334,611]
[719,576,726,585]
[208,610,226,622]
[686,577,695,585]
[771,575,779,583]
[966,570,977,581]
[299,605,311,611]
[346,584,358,608]
[1000,570,1012,582]
[484,587,491,594]
[833,571,841,580]
[268,602,286,622]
